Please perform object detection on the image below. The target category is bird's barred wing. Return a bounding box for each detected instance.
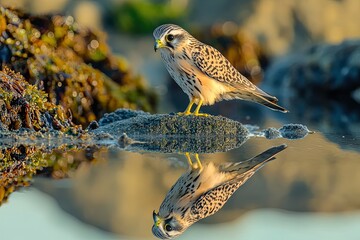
[189,174,253,222]
[191,44,255,90]
[220,144,287,174]
[189,145,287,222]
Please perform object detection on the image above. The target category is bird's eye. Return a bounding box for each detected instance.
[165,224,173,231]
[166,34,175,42]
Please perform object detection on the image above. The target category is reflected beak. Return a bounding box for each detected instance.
[154,39,164,52]
[153,210,162,226]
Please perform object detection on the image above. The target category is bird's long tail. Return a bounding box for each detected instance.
[221,144,287,174]
[223,90,288,113]
[251,92,288,112]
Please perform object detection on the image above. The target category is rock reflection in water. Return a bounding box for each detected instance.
[0,145,43,203]
[279,95,360,152]
[0,132,102,205]
[152,145,286,239]
[0,109,310,205]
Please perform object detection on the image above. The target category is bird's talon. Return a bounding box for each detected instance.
[194,113,208,117]
[178,111,191,116]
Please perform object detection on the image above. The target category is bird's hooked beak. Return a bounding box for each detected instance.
[154,39,164,52]
[153,210,162,226]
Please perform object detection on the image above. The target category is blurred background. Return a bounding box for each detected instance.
[0,0,359,239]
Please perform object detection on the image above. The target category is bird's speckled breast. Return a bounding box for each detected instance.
[160,47,229,105]
[160,50,194,98]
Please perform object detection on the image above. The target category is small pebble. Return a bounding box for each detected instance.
[263,127,281,139]
[279,124,310,139]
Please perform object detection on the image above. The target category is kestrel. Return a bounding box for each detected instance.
[153,24,288,116]
[152,144,287,239]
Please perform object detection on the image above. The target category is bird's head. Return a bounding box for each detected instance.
[152,210,189,239]
[153,24,192,53]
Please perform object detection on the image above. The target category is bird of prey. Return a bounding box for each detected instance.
[153,24,288,116]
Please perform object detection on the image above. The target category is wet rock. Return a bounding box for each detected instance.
[94,109,250,153]
[263,127,281,140]
[261,124,311,140]
[0,7,157,126]
[127,135,248,154]
[93,109,312,152]
[118,133,136,148]
[0,122,7,131]
[264,40,360,147]
[279,124,312,139]
[86,120,99,131]
[265,40,360,96]
[98,109,149,126]
[94,109,249,136]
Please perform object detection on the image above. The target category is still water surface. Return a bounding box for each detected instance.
[1,107,359,240]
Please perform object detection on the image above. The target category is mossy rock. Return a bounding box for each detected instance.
[0,7,157,126]
[93,109,250,153]
[0,67,79,132]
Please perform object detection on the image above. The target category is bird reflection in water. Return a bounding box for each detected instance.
[152,144,287,239]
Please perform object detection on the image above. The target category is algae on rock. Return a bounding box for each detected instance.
[93,109,250,153]
[0,67,78,131]
[0,6,157,126]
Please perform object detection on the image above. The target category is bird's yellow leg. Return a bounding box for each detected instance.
[178,98,195,116]
[194,154,203,170]
[185,153,203,170]
[184,153,203,170]
[193,99,208,117]
[185,152,193,168]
